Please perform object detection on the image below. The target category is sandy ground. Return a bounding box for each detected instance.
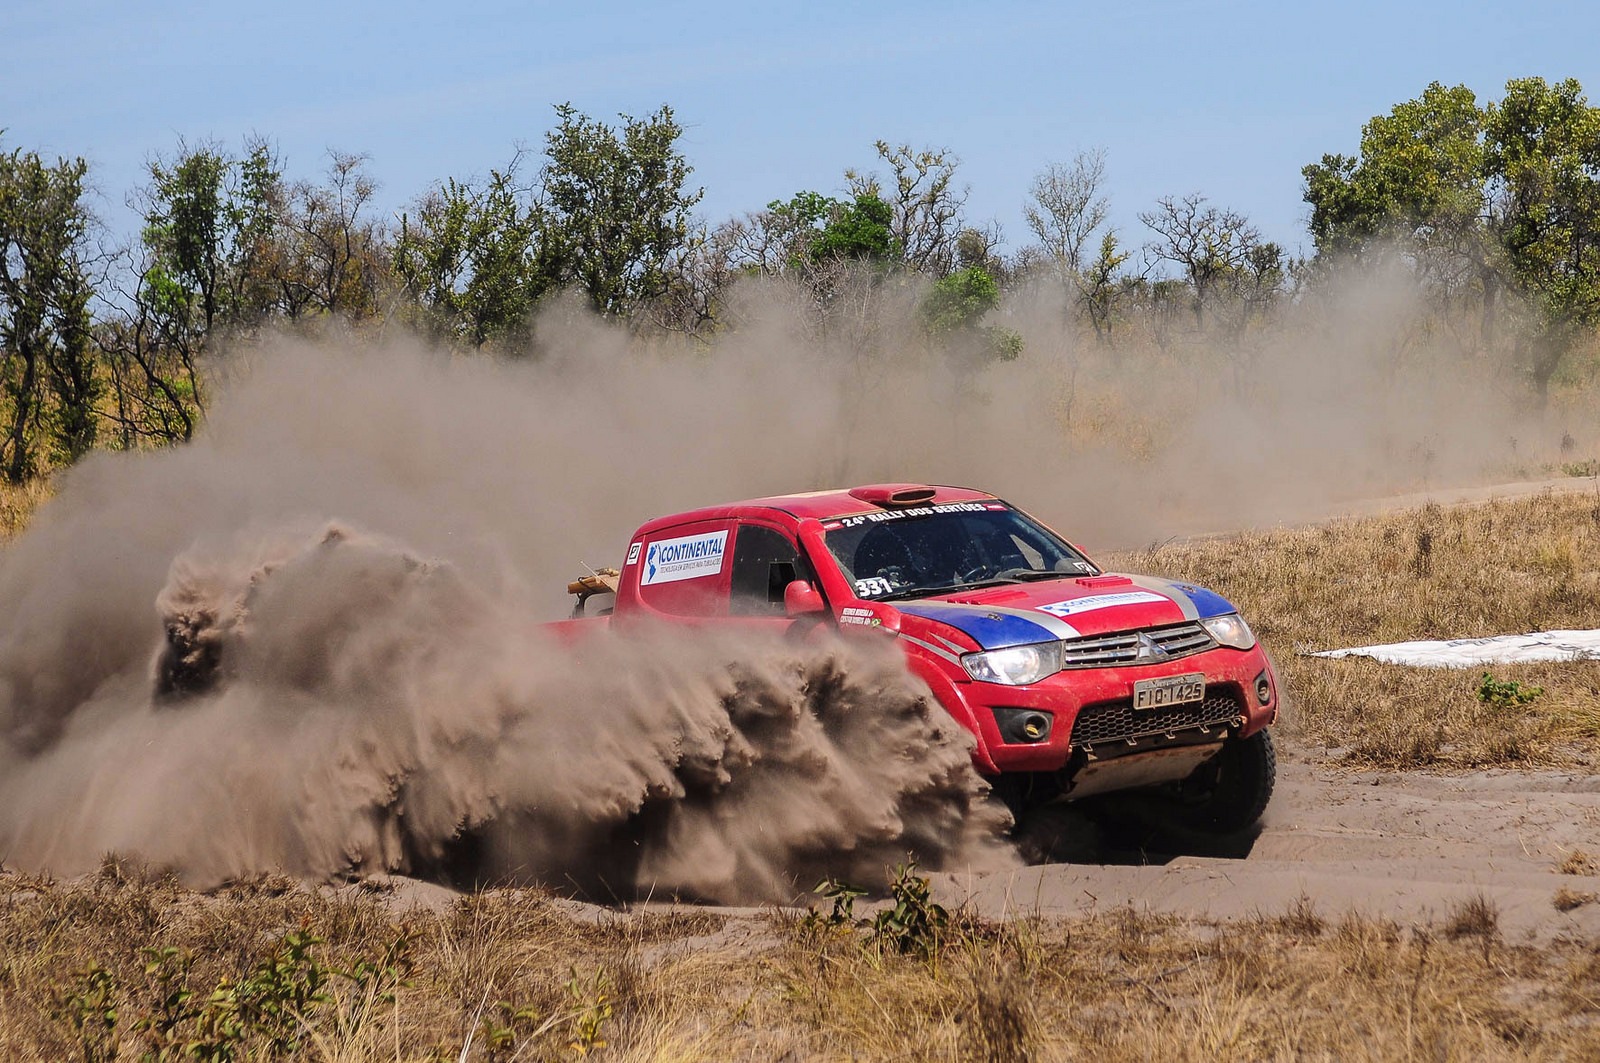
[357,755,1600,943]
[936,756,1600,940]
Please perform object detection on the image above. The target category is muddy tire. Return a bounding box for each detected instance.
[1173,729,1276,836]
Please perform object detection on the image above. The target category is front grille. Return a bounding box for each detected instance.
[1069,690,1242,749]
[1059,621,1215,668]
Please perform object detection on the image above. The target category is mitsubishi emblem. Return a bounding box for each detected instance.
[1135,632,1167,660]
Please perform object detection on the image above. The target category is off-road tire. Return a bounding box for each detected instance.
[1094,730,1276,858]
[1175,729,1276,836]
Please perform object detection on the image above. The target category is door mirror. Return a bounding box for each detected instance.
[784,579,826,617]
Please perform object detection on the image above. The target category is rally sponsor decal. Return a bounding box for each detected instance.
[625,542,642,566]
[1037,590,1169,618]
[854,576,895,597]
[641,530,728,585]
[901,634,960,664]
[828,501,1003,529]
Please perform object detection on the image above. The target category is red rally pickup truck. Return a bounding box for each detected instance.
[565,483,1280,837]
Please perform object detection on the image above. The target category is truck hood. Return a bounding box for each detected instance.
[893,573,1236,650]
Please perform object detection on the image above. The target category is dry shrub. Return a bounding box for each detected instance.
[1553,888,1597,912]
[960,967,1036,1062]
[1444,894,1501,942]
[1558,849,1599,876]
[0,476,50,541]
[1270,894,1327,939]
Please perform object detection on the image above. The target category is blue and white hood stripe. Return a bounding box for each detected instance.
[895,602,1081,649]
[1159,579,1236,622]
[895,575,1237,652]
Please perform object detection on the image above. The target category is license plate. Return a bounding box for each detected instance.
[1133,673,1205,710]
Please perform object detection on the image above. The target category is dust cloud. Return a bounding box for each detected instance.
[0,267,1583,896]
[1,518,1006,899]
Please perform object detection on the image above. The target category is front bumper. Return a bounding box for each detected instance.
[952,642,1278,774]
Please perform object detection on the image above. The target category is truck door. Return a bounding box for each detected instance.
[624,519,736,624]
[726,521,816,631]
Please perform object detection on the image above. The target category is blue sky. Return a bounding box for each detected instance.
[4,0,1597,260]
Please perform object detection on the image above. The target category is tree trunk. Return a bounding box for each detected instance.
[1479,269,1499,352]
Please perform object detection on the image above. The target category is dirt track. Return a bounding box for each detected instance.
[1111,473,1600,550]
[937,754,1600,939]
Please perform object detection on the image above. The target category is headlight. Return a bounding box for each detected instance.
[962,642,1063,685]
[1200,613,1257,650]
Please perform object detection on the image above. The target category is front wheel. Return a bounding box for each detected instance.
[1171,729,1276,836]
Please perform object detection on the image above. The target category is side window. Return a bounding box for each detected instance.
[729,524,803,616]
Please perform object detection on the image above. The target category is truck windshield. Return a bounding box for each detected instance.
[822,503,1098,601]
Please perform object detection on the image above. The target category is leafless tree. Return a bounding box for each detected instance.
[1139,193,1263,326]
[277,152,388,320]
[1024,149,1110,280]
[847,141,967,276]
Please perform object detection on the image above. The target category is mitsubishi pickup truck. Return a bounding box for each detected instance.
[565,483,1279,839]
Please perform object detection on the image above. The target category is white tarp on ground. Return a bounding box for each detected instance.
[1313,630,1600,668]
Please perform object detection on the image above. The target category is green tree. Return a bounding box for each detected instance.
[741,190,901,275]
[139,138,282,340]
[541,103,702,316]
[1079,231,1131,341]
[919,266,1020,360]
[920,266,999,334]
[103,139,283,445]
[1303,83,1486,262]
[393,155,556,348]
[0,140,99,482]
[1304,77,1600,395]
[807,193,898,264]
[1484,77,1600,396]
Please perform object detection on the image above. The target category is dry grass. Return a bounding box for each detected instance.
[1110,490,1600,769]
[1553,888,1597,912]
[1558,850,1600,877]
[0,476,50,541]
[4,866,1600,1062]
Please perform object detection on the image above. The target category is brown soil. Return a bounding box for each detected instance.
[944,755,1600,942]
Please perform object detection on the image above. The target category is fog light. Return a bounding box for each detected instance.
[1254,671,1273,705]
[992,707,1054,744]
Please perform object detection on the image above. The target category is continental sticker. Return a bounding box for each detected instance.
[641,530,728,586]
[1037,590,1168,618]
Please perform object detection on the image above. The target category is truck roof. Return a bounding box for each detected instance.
[632,483,999,534]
